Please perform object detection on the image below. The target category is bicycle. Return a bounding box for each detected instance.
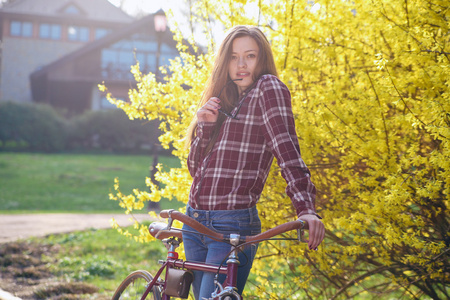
[112,209,308,300]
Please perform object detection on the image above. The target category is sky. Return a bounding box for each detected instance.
[108,0,226,47]
[108,0,174,16]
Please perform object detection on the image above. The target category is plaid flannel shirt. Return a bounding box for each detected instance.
[187,74,317,217]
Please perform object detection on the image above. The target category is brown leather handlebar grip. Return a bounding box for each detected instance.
[160,210,224,242]
[246,221,304,243]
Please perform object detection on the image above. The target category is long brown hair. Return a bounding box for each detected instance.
[186,25,278,151]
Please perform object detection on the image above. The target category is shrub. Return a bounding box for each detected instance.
[0,102,67,152]
[0,102,162,154]
[68,109,162,153]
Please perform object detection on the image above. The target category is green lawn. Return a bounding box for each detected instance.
[0,153,186,298]
[0,153,183,213]
[42,225,166,295]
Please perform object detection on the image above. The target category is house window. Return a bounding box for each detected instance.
[39,23,61,40]
[95,28,111,39]
[100,29,180,81]
[101,35,169,80]
[159,43,178,66]
[68,26,89,41]
[135,52,156,74]
[63,4,82,14]
[101,48,135,80]
[10,21,33,37]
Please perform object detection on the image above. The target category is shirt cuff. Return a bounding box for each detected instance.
[197,122,215,140]
[296,209,322,219]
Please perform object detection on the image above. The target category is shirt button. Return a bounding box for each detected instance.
[193,212,199,218]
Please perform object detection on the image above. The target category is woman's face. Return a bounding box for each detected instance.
[228,36,259,94]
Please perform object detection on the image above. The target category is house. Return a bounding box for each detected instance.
[0,0,181,115]
[30,11,179,114]
[0,0,133,105]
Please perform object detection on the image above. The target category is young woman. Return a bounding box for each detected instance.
[183,25,325,299]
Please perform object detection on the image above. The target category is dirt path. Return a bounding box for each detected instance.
[0,213,152,243]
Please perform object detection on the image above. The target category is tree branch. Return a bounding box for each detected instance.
[366,71,391,155]
[330,265,393,300]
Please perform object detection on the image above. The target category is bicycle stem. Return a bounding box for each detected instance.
[210,233,242,299]
[226,234,240,288]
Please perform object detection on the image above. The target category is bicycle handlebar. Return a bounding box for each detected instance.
[159,209,305,244]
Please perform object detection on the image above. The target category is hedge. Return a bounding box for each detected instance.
[0,102,161,153]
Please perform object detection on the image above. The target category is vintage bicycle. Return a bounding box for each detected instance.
[112,209,309,300]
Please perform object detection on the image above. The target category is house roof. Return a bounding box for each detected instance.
[0,0,133,23]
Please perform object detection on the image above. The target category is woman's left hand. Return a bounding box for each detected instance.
[298,214,325,250]
[197,97,221,123]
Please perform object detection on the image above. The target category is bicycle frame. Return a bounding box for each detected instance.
[141,233,242,300]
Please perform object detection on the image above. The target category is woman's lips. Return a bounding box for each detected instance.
[237,72,250,78]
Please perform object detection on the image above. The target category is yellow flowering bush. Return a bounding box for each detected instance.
[101,0,449,298]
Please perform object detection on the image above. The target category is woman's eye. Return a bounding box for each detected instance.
[248,54,256,59]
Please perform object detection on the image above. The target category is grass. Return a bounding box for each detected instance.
[0,152,182,298]
[0,152,184,213]
[42,225,166,294]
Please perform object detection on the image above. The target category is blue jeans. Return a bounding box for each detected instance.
[182,205,261,300]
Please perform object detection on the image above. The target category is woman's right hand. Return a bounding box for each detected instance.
[298,214,325,251]
[197,97,221,123]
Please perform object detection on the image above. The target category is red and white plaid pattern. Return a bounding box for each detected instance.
[188,75,317,217]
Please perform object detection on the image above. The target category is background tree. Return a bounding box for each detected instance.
[103,0,449,298]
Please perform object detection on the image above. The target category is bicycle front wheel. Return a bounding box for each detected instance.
[112,270,162,300]
[220,296,240,300]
